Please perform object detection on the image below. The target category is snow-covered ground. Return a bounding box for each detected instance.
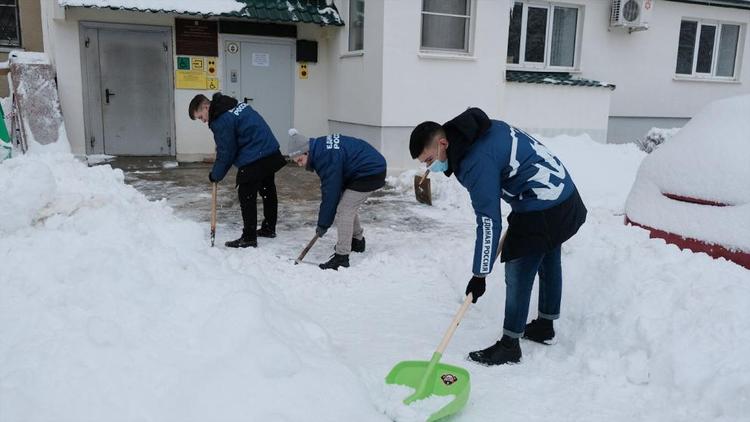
[1,134,749,422]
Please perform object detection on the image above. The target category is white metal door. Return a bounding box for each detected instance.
[224,39,294,153]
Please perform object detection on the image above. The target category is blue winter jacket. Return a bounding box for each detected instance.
[308,134,387,229]
[209,102,280,182]
[449,117,576,276]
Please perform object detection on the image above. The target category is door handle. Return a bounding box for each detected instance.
[105,88,116,104]
[243,97,253,104]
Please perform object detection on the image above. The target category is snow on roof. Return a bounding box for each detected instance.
[58,0,345,26]
[58,0,246,15]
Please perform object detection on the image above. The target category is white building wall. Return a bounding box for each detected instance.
[573,0,750,140]
[325,0,510,172]
[326,0,384,128]
[503,83,612,143]
[41,0,333,160]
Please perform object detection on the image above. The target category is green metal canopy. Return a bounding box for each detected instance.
[227,0,344,26]
[59,0,344,26]
[506,71,616,90]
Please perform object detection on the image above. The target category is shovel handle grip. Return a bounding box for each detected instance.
[210,182,218,231]
[435,294,473,355]
[418,169,430,186]
[295,234,320,264]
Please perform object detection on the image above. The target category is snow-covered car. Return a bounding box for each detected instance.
[625,95,750,269]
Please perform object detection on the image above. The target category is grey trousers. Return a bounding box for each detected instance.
[334,189,372,255]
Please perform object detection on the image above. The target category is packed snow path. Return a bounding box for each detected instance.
[1,136,748,422]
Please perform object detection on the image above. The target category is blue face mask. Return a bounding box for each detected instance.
[428,142,448,173]
[429,159,448,173]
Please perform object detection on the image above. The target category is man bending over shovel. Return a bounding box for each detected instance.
[189,93,286,248]
[409,108,587,365]
[288,129,387,270]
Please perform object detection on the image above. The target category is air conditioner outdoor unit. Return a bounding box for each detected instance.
[610,0,653,32]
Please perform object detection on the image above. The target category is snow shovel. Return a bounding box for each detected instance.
[385,293,473,421]
[210,182,217,247]
[294,234,319,265]
[414,170,432,205]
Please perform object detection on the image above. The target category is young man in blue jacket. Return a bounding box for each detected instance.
[189,93,286,248]
[288,129,387,270]
[409,108,587,365]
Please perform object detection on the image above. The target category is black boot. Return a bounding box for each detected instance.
[319,253,350,270]
[523,318,555,344]
[225,234,257,248]
[468,335,521,366]
[351,237,366,253]
[257,222,276,238]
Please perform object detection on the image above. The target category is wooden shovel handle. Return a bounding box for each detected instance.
[418,169,430,186]
[433,231,507,355]
[295,234,319,264]
[210,182,217,231]
[435,294,473,355]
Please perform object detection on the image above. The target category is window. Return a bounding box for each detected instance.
[675,19,742,79]
[0,0,20,47]
[421,0,472,52]
[348,0,364,51]
[507,2,581,69]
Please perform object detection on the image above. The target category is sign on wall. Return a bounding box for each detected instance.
[175,55,219,90]
[175,19,218,57]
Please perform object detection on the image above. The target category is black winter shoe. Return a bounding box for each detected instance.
[257,226,276,238]
[225,236,257,248]
[319,253,350,270]
[468,335,521,366]
[351,237,366,253]
[523,318,555,345]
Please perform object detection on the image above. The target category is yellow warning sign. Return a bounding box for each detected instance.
[175,56,218,90]
[298,63,308,80]
[175,70,207,89]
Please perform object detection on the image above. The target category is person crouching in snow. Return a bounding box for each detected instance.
[189,93,286,248]
[409,108,587,365]
[288,129,387,270]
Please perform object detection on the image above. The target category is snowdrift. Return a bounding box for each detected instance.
[625,95,750,268]
[0,152,384,421]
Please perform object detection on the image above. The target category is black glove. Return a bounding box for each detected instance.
[465,276,486,303]
[208,172,217,183]
[316,226,328,237]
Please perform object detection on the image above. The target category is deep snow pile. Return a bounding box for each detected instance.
[625,95,750,253]
[0,152,384,421]
[2,133,750,422]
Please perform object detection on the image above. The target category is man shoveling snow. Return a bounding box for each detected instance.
[409,108,587,365]
[288,129,387,270]
[189,93,286,248]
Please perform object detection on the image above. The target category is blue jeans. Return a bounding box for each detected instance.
[503,245,562,338]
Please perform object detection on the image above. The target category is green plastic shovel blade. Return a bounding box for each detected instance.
[385,352,471,422]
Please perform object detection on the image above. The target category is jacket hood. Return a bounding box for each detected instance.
[208,92,239,125]
[443,107,491,177]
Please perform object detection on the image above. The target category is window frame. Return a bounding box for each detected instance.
[419,0,475,55]
[675,18,744,81]
[347,0,365,53]
[0,0,21,48]
[507,1,584,72]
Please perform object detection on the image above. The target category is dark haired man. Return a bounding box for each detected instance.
[409,108,587,365]
[189,93,286,248]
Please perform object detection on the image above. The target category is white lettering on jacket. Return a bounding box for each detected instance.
[326,134,341,150]
[480,216,493,273]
